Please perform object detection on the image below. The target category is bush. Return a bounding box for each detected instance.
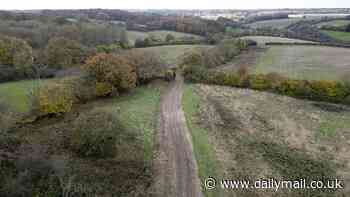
[182,64,208,83]
[181,50,203,68]
[0,101,14,133]
[61,76,97,103]
[84,53,137,91]
[309,80,348,102]
[265,72,286,89]
[1,145,63,197]
[95,82,114,97]
[276,79,313,99]
[29,82,74,116]
[249,74,271,90]
[70,108,121,158]
[222,73,241,87]
[165,69,176,82]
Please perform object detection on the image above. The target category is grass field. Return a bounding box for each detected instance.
[246,18,303,29]
[137,45,212,66]
[321,30,350,42]
[193,84,350,197]
[254,45,350,80]
[240,36,315,45]
[317,20,350,28]
[127,30,203,45]
[0,79,47,112]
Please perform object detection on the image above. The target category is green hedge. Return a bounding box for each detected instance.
[184,67,350,105]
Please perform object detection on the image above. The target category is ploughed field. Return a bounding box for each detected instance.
[254,45,350,80]
[184,84,350,197]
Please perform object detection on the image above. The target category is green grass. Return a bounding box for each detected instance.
[0,79,46,112]
[317,20,350,28]
[127,30,203,45]
[318,118,350,138]
[322,30,350,42]
[182,85,220,197]
[114,85,161,163]
[246,18,303,29]
[254,45,350,81]
[138,45,212,66]
[240,36,314,45]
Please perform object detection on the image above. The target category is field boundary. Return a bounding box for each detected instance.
[265,41,350,48]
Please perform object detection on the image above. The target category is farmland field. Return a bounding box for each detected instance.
[127,30,203,45]
[190,84,350,197]
[316,20,350,28]
[254,45,350,80]
[137,45,212,66]
[240,36,315,45]
[321,30,350,42]
[246,18,303,29]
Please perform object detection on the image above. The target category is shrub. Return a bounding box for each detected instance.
[182,64,208,83]
[0,100,14,133]
[70,108,121,158]
[1,145,63,197]
[249,74,271,90]
[181,50,203,68]
[84,53,137,91]
[95,82,114,97]
[29,82,74,116]
[165,69,176,82]
[165,34,175,42]
[265,72,286,89]
[61,76,97,103]
[222,73,241,87]
[309,80,348,102]
[216,39,247,62]
[276,79,313,99]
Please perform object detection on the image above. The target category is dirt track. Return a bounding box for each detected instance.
[153,74,203,197]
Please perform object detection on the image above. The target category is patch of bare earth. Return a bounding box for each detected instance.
[152,75,203,197]
[194,84,350,197]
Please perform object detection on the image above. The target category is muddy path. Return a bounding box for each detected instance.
[153,74,203,197]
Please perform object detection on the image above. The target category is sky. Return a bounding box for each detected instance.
[0,0,349,10]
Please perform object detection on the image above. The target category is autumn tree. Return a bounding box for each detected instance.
[165,34,175,42]
[123,49,166,83]
[84,53,137,91]
[45,37,86,69]
[0,36,34,76]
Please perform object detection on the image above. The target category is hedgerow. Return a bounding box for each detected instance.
[183,67,350,105]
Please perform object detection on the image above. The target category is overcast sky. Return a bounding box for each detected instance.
[1,0,349,10]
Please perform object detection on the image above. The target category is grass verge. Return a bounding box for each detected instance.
[115,85,161,164]
[182,84,220,197]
